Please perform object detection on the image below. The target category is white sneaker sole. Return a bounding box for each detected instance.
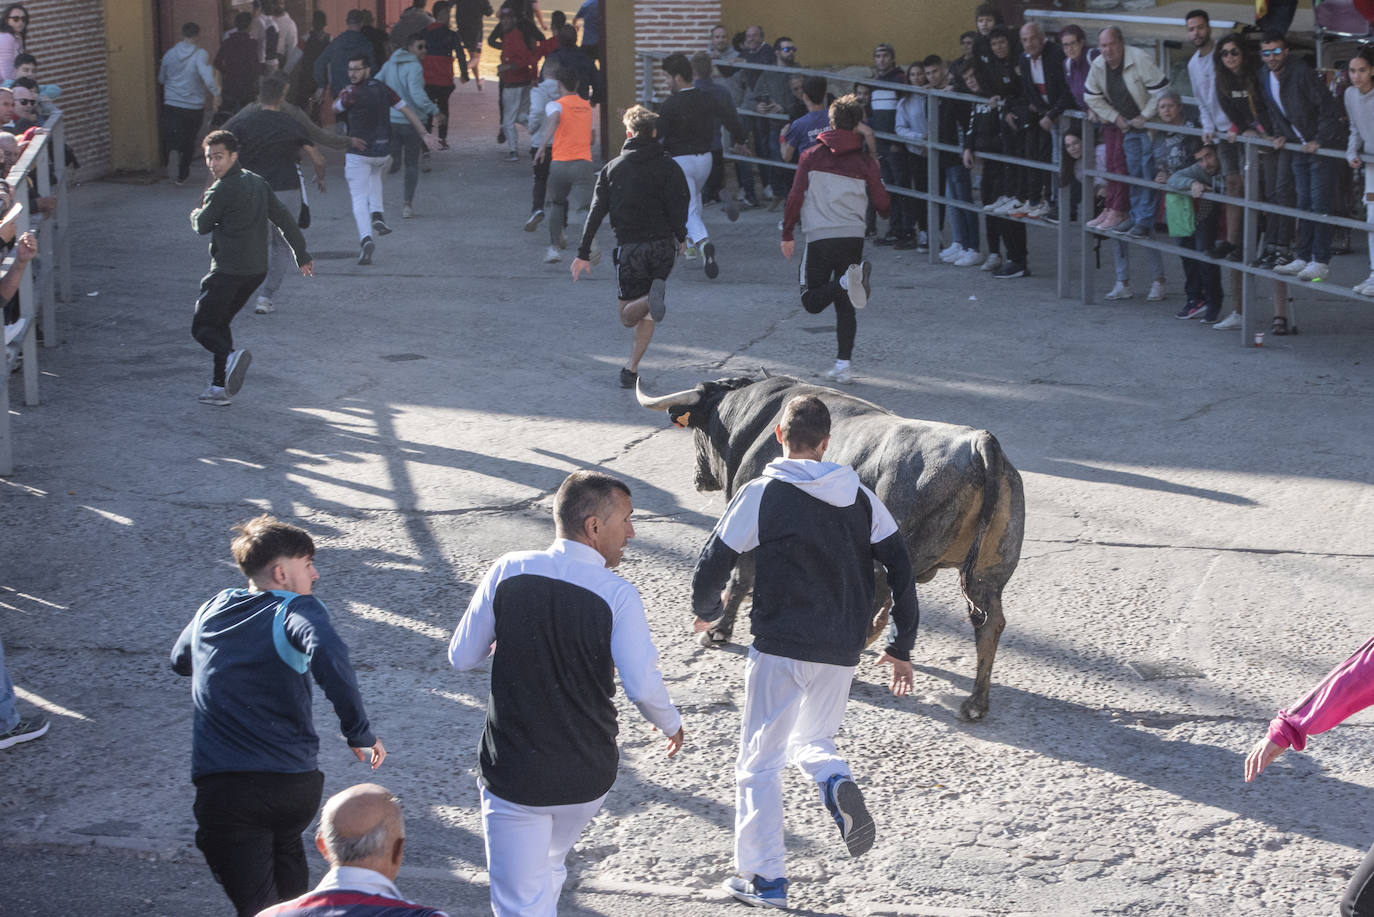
[832,779,875,857]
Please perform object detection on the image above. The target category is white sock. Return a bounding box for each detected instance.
[834,359,850,370]
[839,272,851,291]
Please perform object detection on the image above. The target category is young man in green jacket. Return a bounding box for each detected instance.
[190,129,313,406]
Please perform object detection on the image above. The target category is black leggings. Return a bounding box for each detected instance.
[1342,840,1374,916]
[425,83,455,140]
[799,236,862,361]
[192,271,264,386]
[161,104,204,181]
[979,160,1027,264]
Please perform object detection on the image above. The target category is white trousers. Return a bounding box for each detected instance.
[735,646,854,881]
[672,152,712,246]
[480,782,607,917]
[345,153,388,241]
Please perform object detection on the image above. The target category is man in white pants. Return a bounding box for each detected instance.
[690,394,919,909]
[334,53,437,264]
[657,51,746,279]
[449,470,684,916]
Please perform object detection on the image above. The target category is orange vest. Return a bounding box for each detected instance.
[552,93,593,162]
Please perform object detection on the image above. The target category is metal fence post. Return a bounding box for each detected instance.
[55,116,71,304]
[926,88,939,266]
[1080,117,1095,305]
[1241,140,1258,347]
[1056,113,1068,299]
[35,143,55,348]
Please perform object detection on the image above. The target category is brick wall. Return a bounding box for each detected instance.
[631,0,720,101]
[13,0,112,179]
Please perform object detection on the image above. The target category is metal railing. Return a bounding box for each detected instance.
[636,51,1374,348]
[2,111,72,475]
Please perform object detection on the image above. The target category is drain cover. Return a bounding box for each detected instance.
[1128,660,1206,681]
[380,353,426,362]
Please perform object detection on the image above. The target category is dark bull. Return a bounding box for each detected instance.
[638,375,1025,722]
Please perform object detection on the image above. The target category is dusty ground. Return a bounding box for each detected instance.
[4,82,1374,916]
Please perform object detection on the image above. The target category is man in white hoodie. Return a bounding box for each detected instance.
[158,22,220,185]
[690,394,919,910]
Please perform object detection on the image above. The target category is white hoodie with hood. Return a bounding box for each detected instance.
[159,39,219,110]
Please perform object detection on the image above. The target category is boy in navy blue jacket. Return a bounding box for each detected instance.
[171,515,385,917]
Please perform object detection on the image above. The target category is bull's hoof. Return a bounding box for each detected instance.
[698,628,731,648]
[958,696,988,722]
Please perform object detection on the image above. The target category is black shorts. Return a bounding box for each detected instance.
[615,238,676,301]
[456,22,483,54]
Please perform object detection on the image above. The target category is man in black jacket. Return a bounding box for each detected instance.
[1015,22,1072,217]
[571,105,689,388]
[1261,31,1342,283]
[690,394,918,910]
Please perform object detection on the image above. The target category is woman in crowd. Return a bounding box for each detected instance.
[1345,45,1374,296]
[0,3,28,82]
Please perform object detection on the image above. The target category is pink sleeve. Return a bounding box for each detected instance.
[1268,633,1374,751]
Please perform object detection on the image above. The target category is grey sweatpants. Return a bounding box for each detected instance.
[255,186,301,302]
[546,159,594,248]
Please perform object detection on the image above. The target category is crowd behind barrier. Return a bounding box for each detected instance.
[637,20,1374,347]
[1,109,70,476]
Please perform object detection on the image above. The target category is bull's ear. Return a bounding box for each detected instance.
[674,411,692,428]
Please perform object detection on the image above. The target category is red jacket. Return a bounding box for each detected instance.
[782,129,889,243]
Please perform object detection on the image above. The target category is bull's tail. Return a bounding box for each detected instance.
[959,431,1005,628]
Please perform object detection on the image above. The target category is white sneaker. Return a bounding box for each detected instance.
[1274,257,1307,276]
[954,248,984,267]
[1146,280,1166,302]
[824,361,853,384]
[980,253,1002,273]
[1025,201,1050,219]
[254,296,274,314]
[544,246,560,263]
[1354,273,1374,294]
[402,204,415,219]
[941,245,965,264]
[1212,311,1242,330]
[1105,281,1132,300]
[1297,261,1329,282]
[993,197,1024,215]
[983,195,1012,213]
[198,384,231,406]
[841,261,871,309]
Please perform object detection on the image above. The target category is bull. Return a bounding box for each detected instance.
[637,375,1024,722]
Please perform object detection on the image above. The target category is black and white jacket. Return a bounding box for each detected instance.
[691,458,919,667]
[449,539,681,807]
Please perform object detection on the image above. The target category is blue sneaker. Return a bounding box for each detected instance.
[822,774,875,857]
[722,874,788,908]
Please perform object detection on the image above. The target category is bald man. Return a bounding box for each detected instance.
[256,783,448,917]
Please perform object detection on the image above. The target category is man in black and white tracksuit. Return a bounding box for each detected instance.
[449,470,684,917]
[691,395,918,910]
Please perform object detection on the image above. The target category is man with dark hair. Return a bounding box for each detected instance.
[692,49,738,214]
[225,73,327,315]
[780,75,828,161]
[1262,30,1343,283]
[780,94,889,385]
[389,0,433,51]
[422,2,461,147]
[449,470,683,917]
[312,9,373,102]
[216,12,262,114]
[377,32,441,218]
[659,50,747,278]
[691,394,918,910]
[158,21,221,185]
[572,104,689,387]
[172,515,385,917]
[488,4,548,160]
[535,66,594,263]
[744,36,796,205]
[189,129,312,406]
[335,53,438,264]
[868,42,910,246]
[257,784,447,917]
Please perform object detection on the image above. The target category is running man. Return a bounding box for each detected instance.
[571,105,689,388]
[657,51,746,279]
[190,129,312,407]
[334,53,438,264]
[534,67,594,264]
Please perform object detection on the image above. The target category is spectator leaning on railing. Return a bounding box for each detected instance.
[1345,45,1374,297]
[1014,21,1073,220]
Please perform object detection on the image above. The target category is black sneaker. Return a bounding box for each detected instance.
[703,242,719,279]
[647,278,667,322]
[497,128,507,144]
[823,774,876,858]
[893,236,920,250]
[359,236,375,265]
[874,234,899,246]
[0,713,49,750]
[1272,249,1295,271]
[371,215,392,236]
[524,209,544,232]
[1251,247,1277,269]
[1176,300,1206,320]
[619,367,638,388]
[992,262,1027,279]
[1200,303,1222,323]
[1210,241,1236,260]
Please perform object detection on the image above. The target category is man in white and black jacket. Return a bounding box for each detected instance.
[449,470,684,917]
[690,394,918,911]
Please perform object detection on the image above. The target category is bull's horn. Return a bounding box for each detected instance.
[635,380,702,411]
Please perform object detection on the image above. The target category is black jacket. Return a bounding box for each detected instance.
[1262,56,1343,147]
[658,85,746,156]
[965,95,1005,154]
[1016,42,1074,122]
[577,135,689,259]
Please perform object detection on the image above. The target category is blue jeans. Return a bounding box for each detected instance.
[751,118,788,198]
[1,633,18,732]
[945,164,979,250]
[1121,129,1156,228]
[1290,151,1333,264]
[392,121,422,205]
[879,147,912,238]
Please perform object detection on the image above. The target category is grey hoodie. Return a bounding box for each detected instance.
[158,39,218,110]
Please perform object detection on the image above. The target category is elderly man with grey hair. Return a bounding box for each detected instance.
[255,783,449,917]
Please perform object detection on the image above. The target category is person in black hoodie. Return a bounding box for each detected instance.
[571,106,689,389]
[963,64,1029,278]
[692,394,918,910]
[1260,30,1344,283]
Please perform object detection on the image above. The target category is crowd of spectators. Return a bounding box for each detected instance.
[695,4,1374,333]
